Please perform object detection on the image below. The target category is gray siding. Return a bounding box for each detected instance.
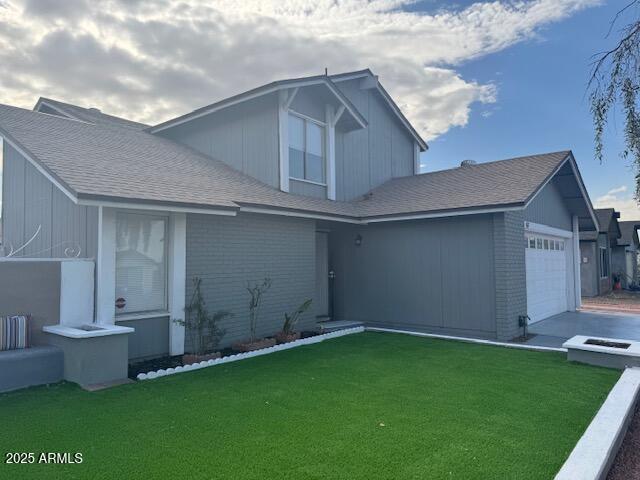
[185,212,317,349]
[598,233,613,294]
[330,214,497,337]
[289,88,325,120]
[335,79,415,201]
[525,179,572,230]
[0,259,61,345]
[494,211,526,340]
[117,316,170,361]
[580,241,598,297]
[159,95,280,188]
[2,143,98,258]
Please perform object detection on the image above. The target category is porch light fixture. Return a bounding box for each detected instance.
[355,234,363,247]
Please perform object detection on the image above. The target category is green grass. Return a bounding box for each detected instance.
[0,332,620,479]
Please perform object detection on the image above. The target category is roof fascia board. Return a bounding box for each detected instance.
[363,205,523,224]
[0,129,78,204]
[77,198,238,216]
[150,77,367,134]
[566,153,600,231]
[239,206,364,224]
[241,204,524,224]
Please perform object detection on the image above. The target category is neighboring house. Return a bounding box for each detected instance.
[0,69,598,361]
[580,208,621,297]
[612,221,640,288]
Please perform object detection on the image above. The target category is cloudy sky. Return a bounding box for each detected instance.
[0,0,639,219]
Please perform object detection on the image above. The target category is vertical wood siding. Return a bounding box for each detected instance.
[524,179,572,230]
[330,214,497,337]
[2,143,98,258]
[334,79,415,201]
[159,95,280,188]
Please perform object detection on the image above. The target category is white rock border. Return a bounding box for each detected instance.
[366,327,567,353]
[137,326,365,381]
[555,367,640,480]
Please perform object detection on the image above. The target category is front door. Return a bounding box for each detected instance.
[315,231,329,318]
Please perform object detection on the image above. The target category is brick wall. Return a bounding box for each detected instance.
[493,211,527,341]
[185,212,317,350]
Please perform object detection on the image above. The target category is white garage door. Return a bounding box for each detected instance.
[525,233,568,324]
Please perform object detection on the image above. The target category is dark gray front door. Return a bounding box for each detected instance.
[315,231,329,317]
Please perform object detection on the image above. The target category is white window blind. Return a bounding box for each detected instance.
[115,212,168,315]
[288,113,325,183]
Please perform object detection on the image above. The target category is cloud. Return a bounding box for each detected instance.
[0,0,598,139]
[595,185,640,221]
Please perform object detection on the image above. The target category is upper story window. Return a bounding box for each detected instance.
[288,113,325,184]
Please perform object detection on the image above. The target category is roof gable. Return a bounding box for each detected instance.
[594,208,621,237]
[148,74,367,135]
[618,221,640,246]
[352,151,598,224]
[329,69,427,151]
[34,97,149,130]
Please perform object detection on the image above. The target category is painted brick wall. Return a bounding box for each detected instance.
[185,212,317,350]
[493,211,527,341]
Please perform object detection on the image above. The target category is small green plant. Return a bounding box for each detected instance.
[247,277,272,342]
[282,299,312,335]
[174,277,231,356]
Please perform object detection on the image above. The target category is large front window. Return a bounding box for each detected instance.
[115,212,168,315]
[288,113,325,184]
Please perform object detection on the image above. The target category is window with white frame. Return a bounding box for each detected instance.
[599,246,610,278]
[288,113,325,184]
[115,212,168,315]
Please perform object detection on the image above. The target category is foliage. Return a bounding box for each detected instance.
[175,277,231,356]
[282,299,313,334]
[589,1,640,200]
[246,277,272,342]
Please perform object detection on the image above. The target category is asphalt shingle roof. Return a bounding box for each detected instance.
[0,103,573,220]
[355,152,570,218]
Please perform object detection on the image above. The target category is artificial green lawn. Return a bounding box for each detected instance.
[0,332,620,480]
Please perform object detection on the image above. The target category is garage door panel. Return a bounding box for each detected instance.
[526,232,568,323]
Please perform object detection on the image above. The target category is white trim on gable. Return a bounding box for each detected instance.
[150,77,367,134]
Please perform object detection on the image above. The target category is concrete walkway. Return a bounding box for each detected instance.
[526,310,640,348]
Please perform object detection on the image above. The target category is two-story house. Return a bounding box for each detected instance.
[0,69,598,361]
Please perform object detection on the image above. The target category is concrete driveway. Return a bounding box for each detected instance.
[525,310,640,348]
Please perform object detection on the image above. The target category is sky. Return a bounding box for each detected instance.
[0,0,638,219]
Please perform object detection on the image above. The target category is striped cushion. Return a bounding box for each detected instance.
[0,315,30,351]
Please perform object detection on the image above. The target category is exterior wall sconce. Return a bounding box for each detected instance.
[355,234,363,247]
